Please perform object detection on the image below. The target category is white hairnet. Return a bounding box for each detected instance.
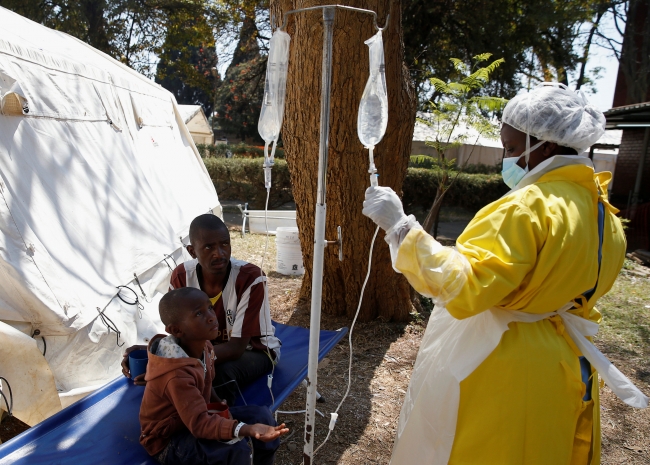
[502,83,606,152]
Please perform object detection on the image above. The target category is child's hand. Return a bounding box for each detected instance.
[121,345,148,385]
[240,423,289,442]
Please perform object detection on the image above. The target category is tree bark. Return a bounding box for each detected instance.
[270,0,417,322]
[422,181,445,237]
[575,9,605,91]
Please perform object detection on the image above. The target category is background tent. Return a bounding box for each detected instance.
[178,104,214,146]
[0,6,221,426]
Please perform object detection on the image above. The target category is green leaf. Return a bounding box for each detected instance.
[469,96,509,112]
[429,77,450,94]
[472,53,493,63]
[449,58,468,74]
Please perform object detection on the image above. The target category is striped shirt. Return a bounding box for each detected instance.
[169,258,281,360]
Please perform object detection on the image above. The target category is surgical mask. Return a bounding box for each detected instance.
[501,140,544,189]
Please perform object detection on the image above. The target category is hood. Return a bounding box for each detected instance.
[144,334,210,380]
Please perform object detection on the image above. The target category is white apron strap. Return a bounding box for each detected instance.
[560,312,648,408]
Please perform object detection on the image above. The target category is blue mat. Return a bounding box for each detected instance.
[0,322,347,465]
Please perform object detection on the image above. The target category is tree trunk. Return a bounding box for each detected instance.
[576,10,604,90]
[81,0,111,54]
[270,0,417,322]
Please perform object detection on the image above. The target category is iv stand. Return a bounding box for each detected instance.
[278,5,388,464]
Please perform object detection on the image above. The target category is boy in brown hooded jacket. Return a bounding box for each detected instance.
[139,287,288,464]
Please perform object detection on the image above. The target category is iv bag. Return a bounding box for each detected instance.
[258,30,291,146]
[357,31,388,148]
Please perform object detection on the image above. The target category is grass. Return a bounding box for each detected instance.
[596,268,650,360]
[593,264,650,464]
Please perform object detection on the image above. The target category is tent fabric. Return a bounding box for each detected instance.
[0,6,221,422]
[0,322,348,465]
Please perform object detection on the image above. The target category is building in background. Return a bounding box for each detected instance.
[178,104,214,145]
[411,114,504,167]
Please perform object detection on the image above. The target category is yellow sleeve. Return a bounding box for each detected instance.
[395,197,544,319]
[394,228,470,305]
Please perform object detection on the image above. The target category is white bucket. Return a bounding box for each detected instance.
[276,227,304,276]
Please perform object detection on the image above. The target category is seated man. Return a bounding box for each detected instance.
[140,287,288,465]
[123,214,281,405]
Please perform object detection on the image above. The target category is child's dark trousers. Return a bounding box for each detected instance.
[155,406,279,465]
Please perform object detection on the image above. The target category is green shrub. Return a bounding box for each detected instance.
[203,158,293,209]
[196,143,231,158]
[409,155,501,174]
[198,142,286,159]
[203,159,507,212]
[402,167,508,212]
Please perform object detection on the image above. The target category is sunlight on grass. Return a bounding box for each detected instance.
[596,272,650,358]
[229,230,278,273]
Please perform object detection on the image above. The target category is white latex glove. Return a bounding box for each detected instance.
[362,186,407,231]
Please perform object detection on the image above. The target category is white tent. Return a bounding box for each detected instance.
[178,104,214,145]
[0,7,221,426]
[412,112,504,166]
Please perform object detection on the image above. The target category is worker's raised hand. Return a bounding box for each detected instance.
[121,345,148,386]
[362,186,406,231]
[241,423,289,442]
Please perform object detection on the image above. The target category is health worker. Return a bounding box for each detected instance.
[362,83,648,465]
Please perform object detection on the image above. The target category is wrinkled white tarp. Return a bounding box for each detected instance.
[0,6,221,422]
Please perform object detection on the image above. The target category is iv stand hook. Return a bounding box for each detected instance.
[278,4,389,32]
[325,225,343,261]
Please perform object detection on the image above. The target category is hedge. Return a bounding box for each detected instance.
[409,155,501,174]
[197,142,285,159]
[203,158,293,209]
[203,158,508,212]
[402,168,509,213]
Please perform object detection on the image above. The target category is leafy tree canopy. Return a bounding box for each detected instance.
[402,0,610,105]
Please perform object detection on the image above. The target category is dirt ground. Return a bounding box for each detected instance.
[2,230,649,464]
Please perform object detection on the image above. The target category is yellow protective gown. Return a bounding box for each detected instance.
[395,164,626,465]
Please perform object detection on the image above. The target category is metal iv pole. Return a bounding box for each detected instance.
[278,5,388,463]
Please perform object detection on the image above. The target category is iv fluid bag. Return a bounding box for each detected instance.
[357,31,388,148]
[258,30,291,144]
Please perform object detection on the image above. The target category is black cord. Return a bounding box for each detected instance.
[116,285,143,318]
[163,253,178,272]
[96,307,125,347]
[31,329,47,356]
[0,376,13,417]
[132,273,150,303]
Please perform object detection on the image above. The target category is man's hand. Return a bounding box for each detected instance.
[362,186,407,231]
[212,337,250,364]
[240,423,289,442]
[210,387,224,404]
[121,345,148,386]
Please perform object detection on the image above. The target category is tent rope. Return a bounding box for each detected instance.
[31,328,47,356]
[0,376,13,417]
[96,289,124,347]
